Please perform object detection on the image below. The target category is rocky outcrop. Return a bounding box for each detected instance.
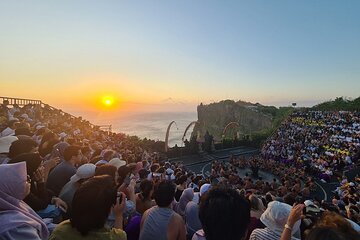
[193,100,274,141]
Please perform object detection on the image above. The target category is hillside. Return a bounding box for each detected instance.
[193,100,292,141]
[312,97,360,111]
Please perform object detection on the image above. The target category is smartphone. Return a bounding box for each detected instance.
[116,192,123,204]
[124,174,131,187]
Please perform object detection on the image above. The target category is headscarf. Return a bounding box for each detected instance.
[0,162,49,239]
[260,201,300,239]
[175,188,194,217]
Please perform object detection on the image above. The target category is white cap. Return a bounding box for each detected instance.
[304,200,315,207]
[200,183,211,196]
[70,164,96,182]
[109,158,127,169]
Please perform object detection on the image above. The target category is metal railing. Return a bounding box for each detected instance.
[0,96,112,133]
[0,96,42,106]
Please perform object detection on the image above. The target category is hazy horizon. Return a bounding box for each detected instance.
[1,1,359,115]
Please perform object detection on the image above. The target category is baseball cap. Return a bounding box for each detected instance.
[70,164,96,182]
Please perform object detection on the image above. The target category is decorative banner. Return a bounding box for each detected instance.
[165,121,177,152]
[182,121,199,142]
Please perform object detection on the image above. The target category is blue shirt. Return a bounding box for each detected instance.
[46,161,76,196]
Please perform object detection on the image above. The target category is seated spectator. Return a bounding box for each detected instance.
[280,205,360,240]
[136,179,155,214]
[250,201,301,240]
[0,162,49,239]
[125,178,155,240]
[0,119,19,137]
[8,138,38,159]
[308,211,360,239]
[246,194,266,240]
[38,131,60,158]
[51,142,70,162]
[15,127,33,136]
[47,145,82,196]
[185,183,211,239]
[194,187,250,240]
[9,153,55,212]
[305,227,348,240]
[96,150,115,165]
[95,164,117,180]
[175,175,188,201]
[175,188,194,218]
[0,135,18,164]
[59,163,96,218]
[140,180,186,240]
[50,176,126,240]
[249,194,265,219]
[108,158,127,170]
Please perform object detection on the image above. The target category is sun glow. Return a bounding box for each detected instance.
[102,96,114,106]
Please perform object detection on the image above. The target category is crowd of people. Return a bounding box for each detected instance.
[0,101,359,240]
[262,111,360,182]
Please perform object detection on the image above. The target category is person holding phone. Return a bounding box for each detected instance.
[50,176,127,240]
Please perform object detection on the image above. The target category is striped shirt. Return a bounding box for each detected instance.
[250,227,300,240]
[249,228,280,240]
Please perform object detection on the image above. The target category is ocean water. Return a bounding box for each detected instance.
[94,112,198,147]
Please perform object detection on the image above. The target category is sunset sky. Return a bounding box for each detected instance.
[1,1,359,117]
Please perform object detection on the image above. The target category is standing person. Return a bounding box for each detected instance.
[193,187,250,240]
[47,146,82,196]
[0,162,49,240]
[140,180,186,240]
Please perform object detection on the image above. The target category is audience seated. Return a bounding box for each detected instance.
[194,187,250,240]
[140,180,186,240]
[50,175,126,239]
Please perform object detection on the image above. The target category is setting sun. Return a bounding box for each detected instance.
[102,96,114,106]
